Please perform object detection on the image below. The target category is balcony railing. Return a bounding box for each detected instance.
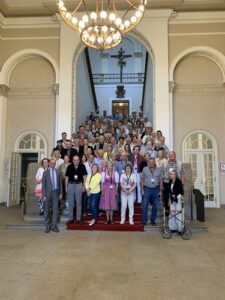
[93,73,145,85]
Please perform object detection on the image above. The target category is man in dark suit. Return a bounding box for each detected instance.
[42,159,62,233]
[61,140,78,162]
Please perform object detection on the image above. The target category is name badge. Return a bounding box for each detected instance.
[74,175,78,180]
[109,185,114,189]
[151,178,155,184]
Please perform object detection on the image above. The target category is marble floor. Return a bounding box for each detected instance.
[0,206,225,300]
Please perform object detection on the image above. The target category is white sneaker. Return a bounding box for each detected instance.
[120,220,125,225]
[129,220,134,225]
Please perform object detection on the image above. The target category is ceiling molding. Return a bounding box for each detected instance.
[0,12,59,29]
[169,11,225,24]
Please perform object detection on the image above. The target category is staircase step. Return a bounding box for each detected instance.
[67,222,144,232]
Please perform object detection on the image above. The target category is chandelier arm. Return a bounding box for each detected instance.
[82,0,89,14]
[72,0,83,14]
[125,0,139,10]
[122,0,143,20]
[107,0,111,13]
[112,0,116,13]
[96,0,100,14]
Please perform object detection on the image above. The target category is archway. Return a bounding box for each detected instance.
[169,46,225,148]
[72,31,155,131]
[0,49,58,206]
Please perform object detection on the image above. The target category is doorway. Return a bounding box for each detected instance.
[20,153,38,203]
[112,100,129,118]
[183,131,219,208]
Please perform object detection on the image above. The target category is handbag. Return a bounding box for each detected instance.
[39,199,45,215]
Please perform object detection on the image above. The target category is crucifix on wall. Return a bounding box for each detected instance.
[111,47,132,83]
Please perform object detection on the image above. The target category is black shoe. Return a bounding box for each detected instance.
[45,227,50,233]
[52,225,59,233]
[77,220,83,225]
[151,222,156,226]
[66,220,74,225]
[142,223,146,226]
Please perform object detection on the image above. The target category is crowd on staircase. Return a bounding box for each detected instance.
[35,111,185,233]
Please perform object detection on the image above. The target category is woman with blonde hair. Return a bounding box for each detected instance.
[85,164,102,226]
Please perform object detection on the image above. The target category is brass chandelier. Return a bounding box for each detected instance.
[57,0,147,51]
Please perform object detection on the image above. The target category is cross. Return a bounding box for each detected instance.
[111,48,132,83]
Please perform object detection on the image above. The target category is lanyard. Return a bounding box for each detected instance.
[89,172,96,184]
[107,171,113,184]
[149,167,155,176]
[125,173,132,185]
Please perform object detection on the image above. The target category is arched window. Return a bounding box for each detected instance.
[183,131,219,208]
[15,131,47,160]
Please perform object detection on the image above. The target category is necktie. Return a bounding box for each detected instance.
[52,169,56,190]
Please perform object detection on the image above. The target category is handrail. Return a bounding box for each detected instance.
[84,47,98,111]
[141,52,149,111]
[93,72,145,85]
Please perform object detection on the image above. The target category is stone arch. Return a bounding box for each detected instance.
[169,46,225,148]
[170,46,225,82]
[0,49,59,86]
[71,30,155,131]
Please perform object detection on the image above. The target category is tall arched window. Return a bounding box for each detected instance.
[183,131,219,208]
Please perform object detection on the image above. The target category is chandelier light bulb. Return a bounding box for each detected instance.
[100,11,107,19]
[97,36,104,44]
[109,13,116,21]
[135,10,142,18]
[131,16,137,24]
[106,36,113,44]
[94,26,99,33]
[65,12,71,19]
[79,20,85,29]
[139,5,145,12]
[102,26,108,33]
[82,15,89,22]
[58,1,64,9]
[61,6,67,12]
[89,36,96,43]
[71,17,78,24]
[90,12,97,20]
[115,18,122,26]
[124,20,130,28]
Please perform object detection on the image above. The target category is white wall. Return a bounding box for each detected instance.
[75,52,95,129]
[88,36,146,75]
[95,85,143,115]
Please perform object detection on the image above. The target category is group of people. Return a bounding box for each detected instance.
[35,111,185,233]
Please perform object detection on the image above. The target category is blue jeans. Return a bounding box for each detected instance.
[142,186,159,224]
[89,192,101,220]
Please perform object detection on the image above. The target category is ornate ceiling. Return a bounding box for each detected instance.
[0,0,224,18]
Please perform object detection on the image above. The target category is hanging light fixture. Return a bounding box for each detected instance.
[57,0,147,51]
